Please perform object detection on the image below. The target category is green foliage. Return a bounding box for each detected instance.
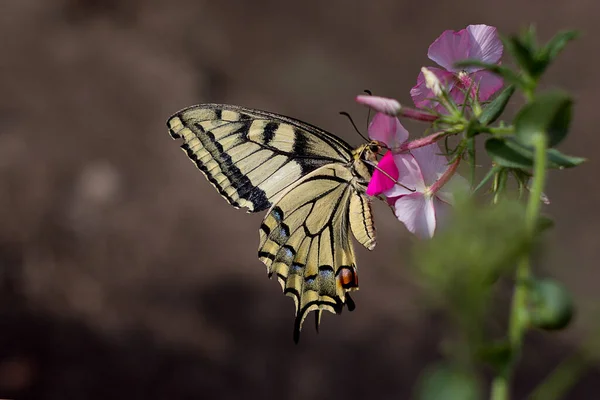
[485,138,585,169]
[408,24,584,400]
[504,27,578,81]
[413,199,530,346]
[479,85,516,126]
[415,363,482,400]
[514,91,572,147]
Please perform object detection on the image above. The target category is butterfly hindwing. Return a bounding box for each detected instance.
[167,104,354,212]
[258,164,376,340]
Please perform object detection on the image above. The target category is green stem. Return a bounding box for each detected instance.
[528,323,600,399]
[524,136,548,233]
[488,126,515,136]
[491,376,509,400]
[527,352,588,400]
[490,134,548,400]
[468,138,476,188]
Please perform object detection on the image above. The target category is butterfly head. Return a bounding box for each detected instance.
[354,140,386,162]
[351,140,386,184]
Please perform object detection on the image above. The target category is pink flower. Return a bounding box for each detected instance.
[365,113,407,196]
[366,116,467,238]
[385,144,465,239]
[411,24,504,112]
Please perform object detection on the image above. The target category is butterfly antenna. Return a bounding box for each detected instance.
[363,89,373,130]
[339,111,369,143]
[365,160,416,192]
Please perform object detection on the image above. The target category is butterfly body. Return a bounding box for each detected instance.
[167,104,379,340]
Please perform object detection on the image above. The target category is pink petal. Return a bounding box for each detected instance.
[366,151,399,196]
[447,84,467,108]
[393,193,437,239]
[471,70,504,101]
[410,68,456,110]
[368,113,409,147]
[410,143,449,187]
[355,95,401,116]
[466,25,503,67]
[385,153,425,198]
[428,28,472,72]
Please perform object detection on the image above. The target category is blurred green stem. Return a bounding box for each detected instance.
[528,323,600,399]
[468,138,476,187]
[528,352,588,400]
[488,126,514,136]
[490,134,548,400]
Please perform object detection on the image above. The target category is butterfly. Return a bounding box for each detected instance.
[167,103,383,341]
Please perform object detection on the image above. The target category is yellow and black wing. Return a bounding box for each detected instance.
[167,104,354,212]
[259,164,376,341]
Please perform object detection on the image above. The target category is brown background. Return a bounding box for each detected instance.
[1,0,599,399]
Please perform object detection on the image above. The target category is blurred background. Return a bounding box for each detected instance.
[1,0,599,398]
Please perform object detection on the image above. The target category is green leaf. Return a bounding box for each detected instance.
[514,91,573,147]
[486,138,585,169]
[546,148,586,168]
[540,30,579,66]
[486,138,535,169]
[521,25,538,50]
[415,363,482,400]
[536,215,555,234]
[504,36,536,76]
[472,165,501,194]
[480,85,516,125]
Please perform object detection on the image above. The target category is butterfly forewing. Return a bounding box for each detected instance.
[167,104,354,212]
[258,164,376,339]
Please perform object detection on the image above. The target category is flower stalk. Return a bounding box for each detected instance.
[491,134,549,400]
[396,131,447,152]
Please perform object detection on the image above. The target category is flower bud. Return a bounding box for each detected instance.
[528,278,574,331]
[421,67,443,97]
[355,95,401,116]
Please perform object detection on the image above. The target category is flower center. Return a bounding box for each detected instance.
[423,185,434,198]
[457,70,472,87]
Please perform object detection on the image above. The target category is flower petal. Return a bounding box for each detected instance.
[368,113,409,147]
[410,68,455,110]
[355,95,401,116]
[428,28,472,72]
[393,193,437,238]
[410,143,449,187]
[471,70,504,101]
[447,84,467,107]
[385,153,425,197]
[366,151,399,196]
[466,25,503,67]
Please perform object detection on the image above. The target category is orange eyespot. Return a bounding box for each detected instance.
[338,267,358,289]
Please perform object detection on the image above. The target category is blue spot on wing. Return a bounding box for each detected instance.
[272,206,284,222]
